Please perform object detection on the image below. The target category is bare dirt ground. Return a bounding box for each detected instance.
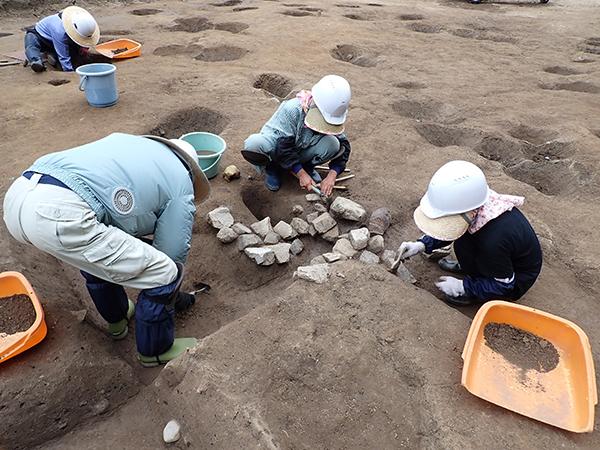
[1,0,600,448]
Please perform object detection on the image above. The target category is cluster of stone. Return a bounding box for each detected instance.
[206,195,414,284]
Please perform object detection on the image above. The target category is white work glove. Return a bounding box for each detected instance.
[435,276,465,297]
[397,241,426,261]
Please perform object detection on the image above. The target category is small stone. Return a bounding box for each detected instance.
[333,238,358,258]
[359,250,380,264]
[308,224,318,237]
[237,234,263,251]
[216,227,238,243]
[268,243,292,264]
[273,220,298,240]
[349,228,370,250]
[290,217,310,235]
[250,217,273,239]
[323,252,346,263]
[231,222,252,235]
[367,235,385,253]
[292,204,305,216]
[163,419,181,443]
[312,212,337,234]
[223,165,241,182]
[206,206,234,230]
[264,231,281,245]
[310,255,327,265]
[367,207,392,235]
[294,263,332,284]
[395,262,417,284]
[329,197,368,222]
[290,238,304,255]
[306,212,320,224]
[244,247,275,265]
[321,225,340,243]
[381,250,397,269]
[314,203,327,213]
[305,193,321,202]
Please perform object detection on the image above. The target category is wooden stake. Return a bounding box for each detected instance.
[315,166,350,172]
[335,174,355,182]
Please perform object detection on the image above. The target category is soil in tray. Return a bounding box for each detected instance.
[0,294,36,336]
[112,47,129,55]
[483,322,559,373]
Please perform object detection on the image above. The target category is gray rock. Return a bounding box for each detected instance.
[349,228,370,250]
[290,238,304,255]
[306,212,320,224]
[237,234,263,251]
[294,263,332,284]
[333,238,358,258]
[292,204,304,216]
[314,203,327,213]
[273,220,298,240]
[359,250,380,264]
[321,225,340,243]
[264,231,281,245]
[232,222,252,235]
[381,250,397,269]
[250,217,273,239]
[163,419,181,444]
[305,193,321,202]
[216,227,238,243]
[308,224,318,237]
[268,243,292,264]
[290,217,310,235]
[396,262,417,284]
[367,235,385,253]
[312,213,337,234]
[368,207,392,235]
[329,197,368,222]
[244,247,275,266]
[206,206,234,230]
[310,255,327,265]
[323,252,346,263]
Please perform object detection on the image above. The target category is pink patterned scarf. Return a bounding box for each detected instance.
[297,90,313,111]
[469,190,525,234]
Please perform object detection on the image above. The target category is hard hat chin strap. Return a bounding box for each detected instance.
[460,211,476,225]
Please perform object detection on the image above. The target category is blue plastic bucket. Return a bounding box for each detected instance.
[180,132,227,179]
[76,63,118,107]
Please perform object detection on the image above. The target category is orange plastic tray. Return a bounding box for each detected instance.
[462,301,597,432]
[94,39,141,59]
[0,272,47,364]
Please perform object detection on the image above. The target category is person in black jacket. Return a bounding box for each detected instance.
[241,75,351,196]
[397,160,543,306]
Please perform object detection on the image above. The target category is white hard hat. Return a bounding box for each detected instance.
[311,75,351,125]
[62,6,100,47]
[420,160,489,219]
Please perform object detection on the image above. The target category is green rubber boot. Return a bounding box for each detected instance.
[137,337,197,368]
[107,299,135,340]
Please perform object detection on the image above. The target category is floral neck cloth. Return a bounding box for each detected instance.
[469,190,525,234]
[297,90,313,112]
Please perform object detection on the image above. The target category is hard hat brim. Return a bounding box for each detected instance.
[304,101,345,136]
[413,206,470,241]
[143,135,210,205]
[62,6,100,48]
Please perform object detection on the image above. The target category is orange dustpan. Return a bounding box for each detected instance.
[462,301,597,433]
[94,39,141,59]
[0,272,47,364]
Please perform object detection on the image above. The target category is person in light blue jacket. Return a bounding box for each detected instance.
[3,133,210,367]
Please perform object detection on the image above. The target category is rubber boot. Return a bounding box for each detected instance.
[30,59,45,72]
[107,299,135,340]
[264,162,281,191]
[137,337,198,367]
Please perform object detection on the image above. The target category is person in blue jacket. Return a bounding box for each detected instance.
[24,6,100,73]
[3,133,210,367]
[397,160,543,307]
[241,75,352,196]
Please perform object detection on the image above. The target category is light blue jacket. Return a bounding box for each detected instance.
[27,133,196,263]
[35,13,75,72]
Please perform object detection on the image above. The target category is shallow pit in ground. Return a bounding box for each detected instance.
[253,73,295,99]
[195,45,246,62]
[146,106,229,138]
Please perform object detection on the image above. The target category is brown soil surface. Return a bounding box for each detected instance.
[484,322,559,373]
[1,0,600,448]
[0,294,36,335]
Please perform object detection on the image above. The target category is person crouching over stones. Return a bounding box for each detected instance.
[3,133,210,367]
[397,160,543,307]
[241,75,352,196]
[24,6,100,73]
